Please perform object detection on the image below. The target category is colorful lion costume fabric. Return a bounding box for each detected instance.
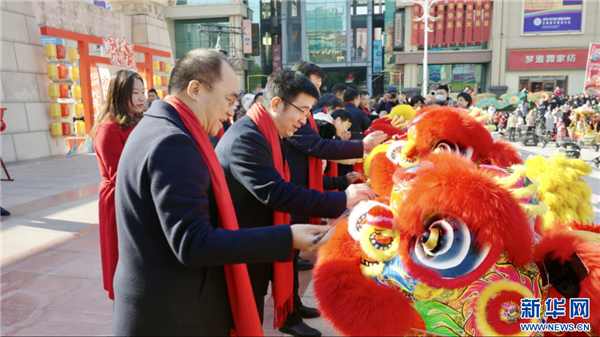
[314,106,600,336]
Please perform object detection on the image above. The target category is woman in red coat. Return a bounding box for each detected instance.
[92,70,146,299]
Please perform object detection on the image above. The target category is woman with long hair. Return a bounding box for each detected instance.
[92,69,145,300]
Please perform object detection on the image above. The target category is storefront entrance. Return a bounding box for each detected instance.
[519,76,567,94]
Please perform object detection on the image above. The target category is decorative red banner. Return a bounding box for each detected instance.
[507,49,588,70]
[446,0,456,44]
[428,6,435,44]
[482,0,491,42]
[454,0,464,45]
[474,0,483,43]
[419,6,426,45]
[435,2,445,46]
[412,4,420,46]
[464,0,473,44]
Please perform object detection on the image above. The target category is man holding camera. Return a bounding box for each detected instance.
[375,87,402,114]
[426,84,454,106]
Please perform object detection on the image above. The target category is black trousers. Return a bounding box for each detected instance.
[283,250,304,327]
[247,251,303,328]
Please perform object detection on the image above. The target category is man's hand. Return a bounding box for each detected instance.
[379,110,388,118]
[346,171,361,184]
[345,184,376,207]
[383,93,390,103]
[291,224,335,251]
[340,131,351,141]
[362,130,387,151]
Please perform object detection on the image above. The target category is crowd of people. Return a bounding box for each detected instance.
[489,89,600,144]
[90,47,599,336]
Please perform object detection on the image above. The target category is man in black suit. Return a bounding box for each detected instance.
[278,60,386,336]
[216,70,376,337]
[113,49,333,336]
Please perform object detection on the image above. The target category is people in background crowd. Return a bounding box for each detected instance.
[409,95,426,110]
[331,84,347,101]
[526,108,536,132]
[375,87,400,113]
[147,88,159,108]
[456,92,473,110]
[427,84,453,106]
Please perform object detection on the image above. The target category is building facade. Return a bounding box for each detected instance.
[167,0,599,97]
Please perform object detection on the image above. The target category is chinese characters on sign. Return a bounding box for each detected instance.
[508,49,588,70]
[393,11,404,51]
[102,35,138,70]
[525,54,576,64]
[523,0,583,34]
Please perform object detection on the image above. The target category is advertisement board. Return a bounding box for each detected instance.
[242,19,252,54]
[393,11,404,51]
[373,40,382,74]
[584,43,600,97]
[522,0,583,34]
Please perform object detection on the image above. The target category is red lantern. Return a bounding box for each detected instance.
[160,61,165,72]
[59,84,69,98]
[57,64,68,79]
[62,122,72,136]
[161,76,166,86]
[56,44,66,60]
[61,104,70,117]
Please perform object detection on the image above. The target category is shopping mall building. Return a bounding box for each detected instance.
[1,0,598,163]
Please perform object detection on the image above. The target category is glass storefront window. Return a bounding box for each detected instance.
[418,63,486,93]
[518,76,568,94]
[175,18,231,59]
[351,0,368,61]
[286,0,302,63]
[306,0,347,63]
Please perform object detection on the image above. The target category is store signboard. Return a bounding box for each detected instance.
[373,40,382,74]
[507,48,588,70]
[242,19,252,54]
[584,43,600,97]
[393,11,404,51]
[272,44,281,71]
[522,0,583,34]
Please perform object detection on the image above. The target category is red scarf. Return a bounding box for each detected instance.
[163,96,263,336]
[307,114,324,224]
[360,106,370,115]
[246,104,294,328]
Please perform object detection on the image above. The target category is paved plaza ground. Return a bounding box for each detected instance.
[1,142,599,336]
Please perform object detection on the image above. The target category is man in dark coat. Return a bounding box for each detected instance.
[113,49,333,336]
[344,88,374,140]
[216,70,376,337]
[375,87,401,114]
[277,61,386,336]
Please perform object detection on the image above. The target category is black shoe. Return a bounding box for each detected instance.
[279,321,321,337]
[297,304,321,319]
[297,258,314,271]
[1,207,10,216]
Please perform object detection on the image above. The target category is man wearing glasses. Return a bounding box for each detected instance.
[216,70,376,336]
